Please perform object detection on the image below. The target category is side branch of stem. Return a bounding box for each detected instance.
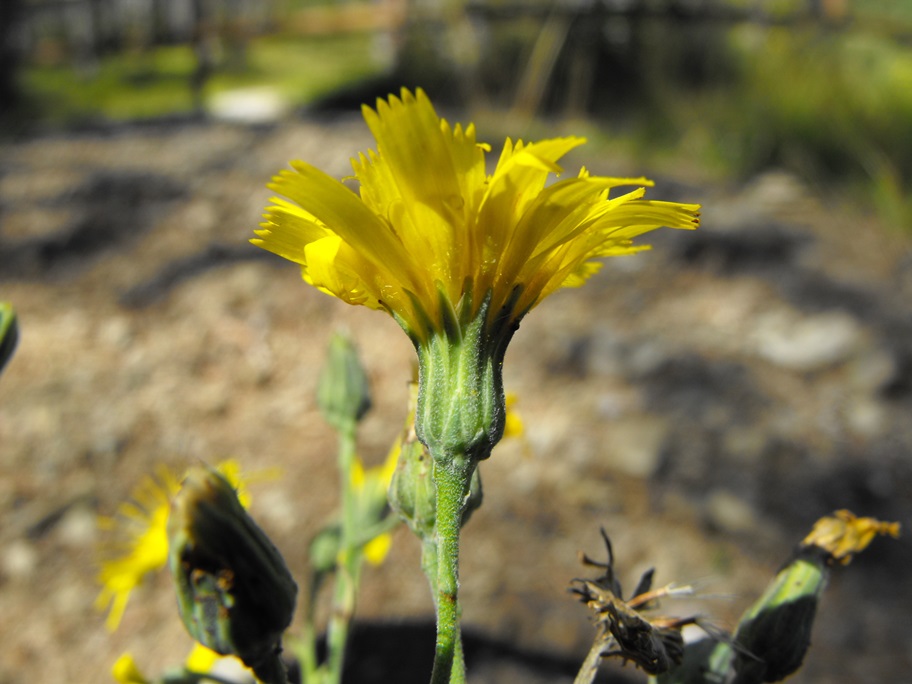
[326,421,361,684]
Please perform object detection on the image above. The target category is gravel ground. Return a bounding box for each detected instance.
[1,113,911,684]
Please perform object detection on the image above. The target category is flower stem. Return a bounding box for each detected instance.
[326,421,361,684]
[429,452,473,684]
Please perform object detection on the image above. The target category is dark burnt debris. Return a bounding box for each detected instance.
[571,529,700,678]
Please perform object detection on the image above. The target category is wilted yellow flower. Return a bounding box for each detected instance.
[802,509,900,564]
[96,460,258,631]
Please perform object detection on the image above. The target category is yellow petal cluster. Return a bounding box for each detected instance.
[95,460,257,631]
[351,445,400,566]
[111,645,231,684]
[96,468,179,631]
[111,653,150,684]
[253,88,699,341]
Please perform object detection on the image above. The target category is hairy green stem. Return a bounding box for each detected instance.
[428,453,473,684]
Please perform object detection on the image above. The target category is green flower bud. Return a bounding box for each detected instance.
[388,427,437,542]
[414,287,516,464]
[732,554,827,683]
[0,302,19,376]
[308,523,342,575]
[731,510,900,684]
[388,407,484,541]
[168,466,297,684]
[317,333,371,430]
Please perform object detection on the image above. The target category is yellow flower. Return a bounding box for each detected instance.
[96,460,258,631]
[254,88,699,465]
[111,645,235,684]
[96,467,179,632]
[111,653,149,684]
[502,393,524,440]
[184,643,222,673]
[253,87,699,344]
[351,445,400,566]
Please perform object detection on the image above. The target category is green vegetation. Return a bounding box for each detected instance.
[14,2,912,229]
[22,44,198,123]
[659,24,912,228]
[525,11,912,231]
[208,33,386,103]
[20,33,385,125]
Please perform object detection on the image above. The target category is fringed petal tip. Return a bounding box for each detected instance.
[253,87,703,344]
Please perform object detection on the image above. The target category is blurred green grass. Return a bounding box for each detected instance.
[20,33,385,124]
[666,24,912,228]
[14,5,912,230]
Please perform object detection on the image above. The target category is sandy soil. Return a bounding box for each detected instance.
[1,113,910,683]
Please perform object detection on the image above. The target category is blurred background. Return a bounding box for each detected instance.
[1,1,912,683]
[2,0,912,220]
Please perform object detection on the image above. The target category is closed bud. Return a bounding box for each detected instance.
[389,392,483,541]
[732,554,826,683]
[168,466,297,684]
[317,333,371,430]
[731,510,899,684]
[389,422,437,542]
[308,523,342,575]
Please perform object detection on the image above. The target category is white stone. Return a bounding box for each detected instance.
[2,540,38,580]
[752,309,861,372]
[207,87,291,124]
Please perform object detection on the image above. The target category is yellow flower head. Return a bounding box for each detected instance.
[111,653,150,684]
[351,444,400,566]
[96,467,179,632]
[253,87,699,343]
[802,509,900,565]
[96,460,257,631]
[184,643,223,673]
[111,645,232,684]
[255,88,699,462]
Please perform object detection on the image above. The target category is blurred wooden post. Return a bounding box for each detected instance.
[511,7,572,118]
[191,0,214,115]
[0,0,22,114]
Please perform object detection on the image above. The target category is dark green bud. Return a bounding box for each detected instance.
[731,510,899,684]
[658,510,900,684]
[0,302,19,376]
[317,333,371,430]
[656,638,736,684]
[168,466,297,684]
[731,554,826,683]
